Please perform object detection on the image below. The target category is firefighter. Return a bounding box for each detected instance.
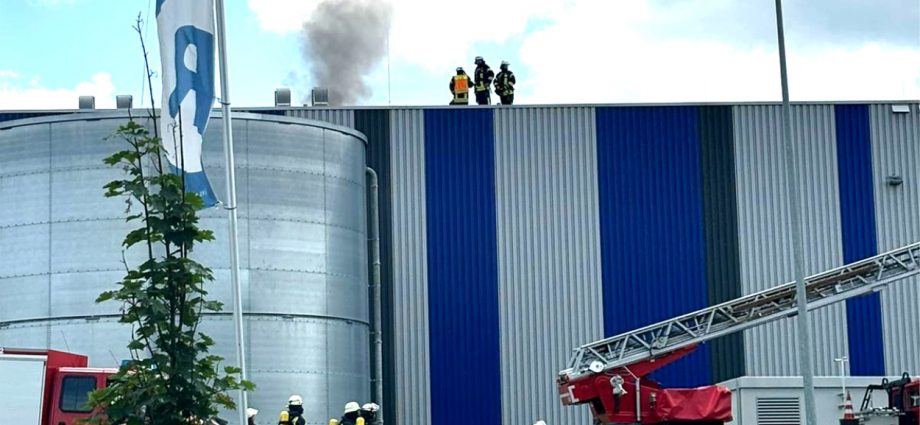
[449,67,471,105]
[278,395,307,425]
[338,401,362,425]
[494,61,516,105]
[360,402,379,423]
[473,56,494,105]
[247,408,259,425]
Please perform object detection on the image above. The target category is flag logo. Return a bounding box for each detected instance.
[157,0,218,207]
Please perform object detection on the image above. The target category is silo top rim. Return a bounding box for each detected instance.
[0,110,368,145]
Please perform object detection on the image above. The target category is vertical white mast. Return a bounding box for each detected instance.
[214,1,249,423]
[773,1,817,423]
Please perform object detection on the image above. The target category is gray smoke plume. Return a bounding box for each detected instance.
[302,0,393,106]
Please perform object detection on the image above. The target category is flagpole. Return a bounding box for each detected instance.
[214,0,249,423]
[773,1,816,424]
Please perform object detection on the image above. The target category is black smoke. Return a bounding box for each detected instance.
[302,0,393,106]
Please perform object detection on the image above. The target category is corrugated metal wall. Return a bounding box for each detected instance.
[284,108,355,128]
[835,104,886,376]
[733,104,848,376]
[7,103,920,425]
[596,106,711,387]
[699,106,746,382]
[493,107,602,425]
[424,109,501,425]
[870,104,920,375]
[354,110,397,424]
[388,109,431,424]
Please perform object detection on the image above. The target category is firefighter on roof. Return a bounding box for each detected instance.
[449,67,471,105]
[473,56,494,105]
[494,61,516,105]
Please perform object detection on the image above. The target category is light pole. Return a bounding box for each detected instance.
[773,1,817,424]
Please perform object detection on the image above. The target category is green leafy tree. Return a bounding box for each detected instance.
[82,16,252,425]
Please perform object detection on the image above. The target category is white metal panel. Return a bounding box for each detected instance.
[870,104,920,375]
[389,109,431,424]
[734,104,848,376]
[723,376,900,425]
[0,354,46,425]
[285,108,355,128]
[493,107,603,425]
[0,172,49,228]
[0,276,48,322]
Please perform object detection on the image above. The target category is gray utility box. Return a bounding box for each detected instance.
[721,376,901,425]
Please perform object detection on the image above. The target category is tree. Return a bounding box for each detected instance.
[82,16,252,425]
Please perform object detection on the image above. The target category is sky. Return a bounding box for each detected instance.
[0,0,918,109]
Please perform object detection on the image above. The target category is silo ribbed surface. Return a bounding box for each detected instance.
[0,111,370,423]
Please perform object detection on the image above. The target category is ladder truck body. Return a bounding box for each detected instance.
[557,242,920,424]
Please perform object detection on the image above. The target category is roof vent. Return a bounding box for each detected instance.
[891,104,911,114]
[311,88,329,107]
[274,88,292,107]
[116,95,133,109]
[78,96,95,110]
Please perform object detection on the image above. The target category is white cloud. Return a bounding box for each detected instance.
[518,1,920,103]
[386,0,562,72]
[0,72,117,109]
[247,0,563,71]
[247,0,322,33]
[247,0,920,104]
[0,70,19,78]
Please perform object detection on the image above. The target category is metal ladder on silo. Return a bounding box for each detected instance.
[559,241,920,381]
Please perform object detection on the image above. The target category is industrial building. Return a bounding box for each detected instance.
[0,100,918,425]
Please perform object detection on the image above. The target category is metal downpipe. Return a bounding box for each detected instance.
[366,167,384,424]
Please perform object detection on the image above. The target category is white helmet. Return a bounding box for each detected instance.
[246,408,259,418]
[288,395,304,406]
[362,402,380,412]
[344,401,361,414]
[534,421,547,425]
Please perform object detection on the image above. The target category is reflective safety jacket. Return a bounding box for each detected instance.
[450,74,471,103]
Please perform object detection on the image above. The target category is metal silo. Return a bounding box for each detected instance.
[0,111,370,423]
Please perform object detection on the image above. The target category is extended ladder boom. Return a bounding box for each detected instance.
[560,242,920,381]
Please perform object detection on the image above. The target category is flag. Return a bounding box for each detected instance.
[156,0,218,207]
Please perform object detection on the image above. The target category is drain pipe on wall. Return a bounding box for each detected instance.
[366,167,384,425]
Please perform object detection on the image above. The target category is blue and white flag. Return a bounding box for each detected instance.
[156,0,218,207]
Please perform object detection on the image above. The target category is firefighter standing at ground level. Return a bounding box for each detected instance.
[337,401,362,425]
[494,61,516,105]
[360,402,379,423]
[473,56,494,105]
[449,67,471,105]
[278,395,307,425]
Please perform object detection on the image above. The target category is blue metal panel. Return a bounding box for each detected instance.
[424,109,501,424]
[836,104,885,376]
[596,106,711,387]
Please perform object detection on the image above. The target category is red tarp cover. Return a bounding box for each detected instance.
[655,386,733,421]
